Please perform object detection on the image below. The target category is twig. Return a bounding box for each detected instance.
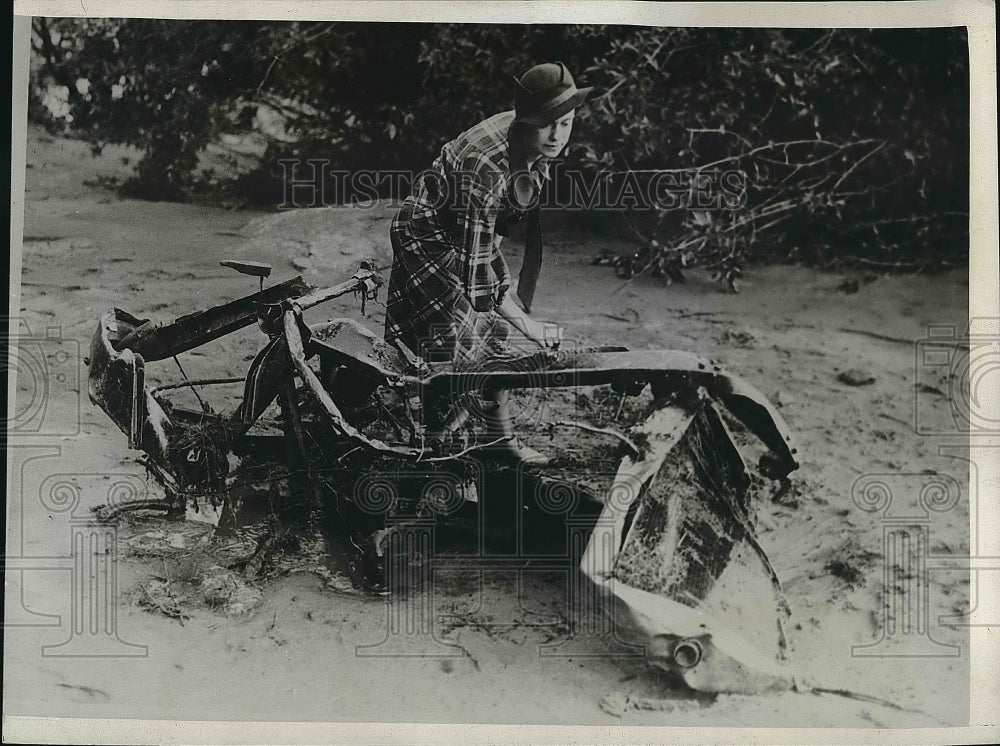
[852,53,874,75]
[840,327,968,350]
[255,22,338,94]
[877,412,912,428]
[676,310,728,319]
[831,140,886,192]
[837,327,915,346]
[550,420,640,457]
[743,213,793,236]
[335,446,364,464]
[757,93,778,128]
[842,255,963,270]
[596,39,698,103]
[809,686,951,726]
[799,29,836,56]
[613,393,627,421]
[419,436,509,463]
[256,56,282,95]
[605,138,882,175]
[610,234,706,295]
[857,211,969,226]
[140,585,187,625]
[685,125,755,153]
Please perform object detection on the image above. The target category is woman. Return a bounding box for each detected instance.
[384,62,591,465]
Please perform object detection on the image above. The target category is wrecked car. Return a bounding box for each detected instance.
[88,260,801,694]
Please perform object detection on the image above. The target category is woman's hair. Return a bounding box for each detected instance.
[507,120,531,167]
[508,120,532,137]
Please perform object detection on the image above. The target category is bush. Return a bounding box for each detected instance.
[576,28,969,286]
[30,20,968,282]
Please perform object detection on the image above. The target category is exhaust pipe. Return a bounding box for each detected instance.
[673,639,703,668]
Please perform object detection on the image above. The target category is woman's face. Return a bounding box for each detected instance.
[522,110,576,160]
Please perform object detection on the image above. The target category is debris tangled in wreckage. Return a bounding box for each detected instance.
[86,259,935,713]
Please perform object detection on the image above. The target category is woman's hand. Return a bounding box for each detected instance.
[498,294,564,349]
[519,316,564,349]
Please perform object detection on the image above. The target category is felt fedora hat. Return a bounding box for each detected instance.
[513,62,592,126]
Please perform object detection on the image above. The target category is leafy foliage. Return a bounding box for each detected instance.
[30,20,968,283]
[31,18,276,199]
[574,28,968,287]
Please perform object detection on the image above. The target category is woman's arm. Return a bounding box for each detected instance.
[497,293,563,348]
[458,161,504,313]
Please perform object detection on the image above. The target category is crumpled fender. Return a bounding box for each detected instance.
[88,308,171,458]
[580,402,799,694]
[418,347,798,474]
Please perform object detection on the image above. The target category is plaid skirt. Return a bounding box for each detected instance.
[384,199,511,366]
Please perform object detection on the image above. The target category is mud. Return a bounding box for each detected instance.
[5,125,970,726]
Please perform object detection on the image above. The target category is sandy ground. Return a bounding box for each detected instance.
[5,126,972,727]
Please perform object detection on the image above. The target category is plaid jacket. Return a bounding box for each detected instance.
[414,110,546,309]
[385,111,548,359]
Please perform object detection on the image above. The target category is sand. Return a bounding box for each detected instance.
[5,125,971,727]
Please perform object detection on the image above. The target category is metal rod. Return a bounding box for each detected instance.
[282,309,420,458]
[293,272,377,312]
[150,376,246,394]
[171,355,210,413]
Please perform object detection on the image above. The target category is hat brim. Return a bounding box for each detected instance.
[515,87,592,126]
